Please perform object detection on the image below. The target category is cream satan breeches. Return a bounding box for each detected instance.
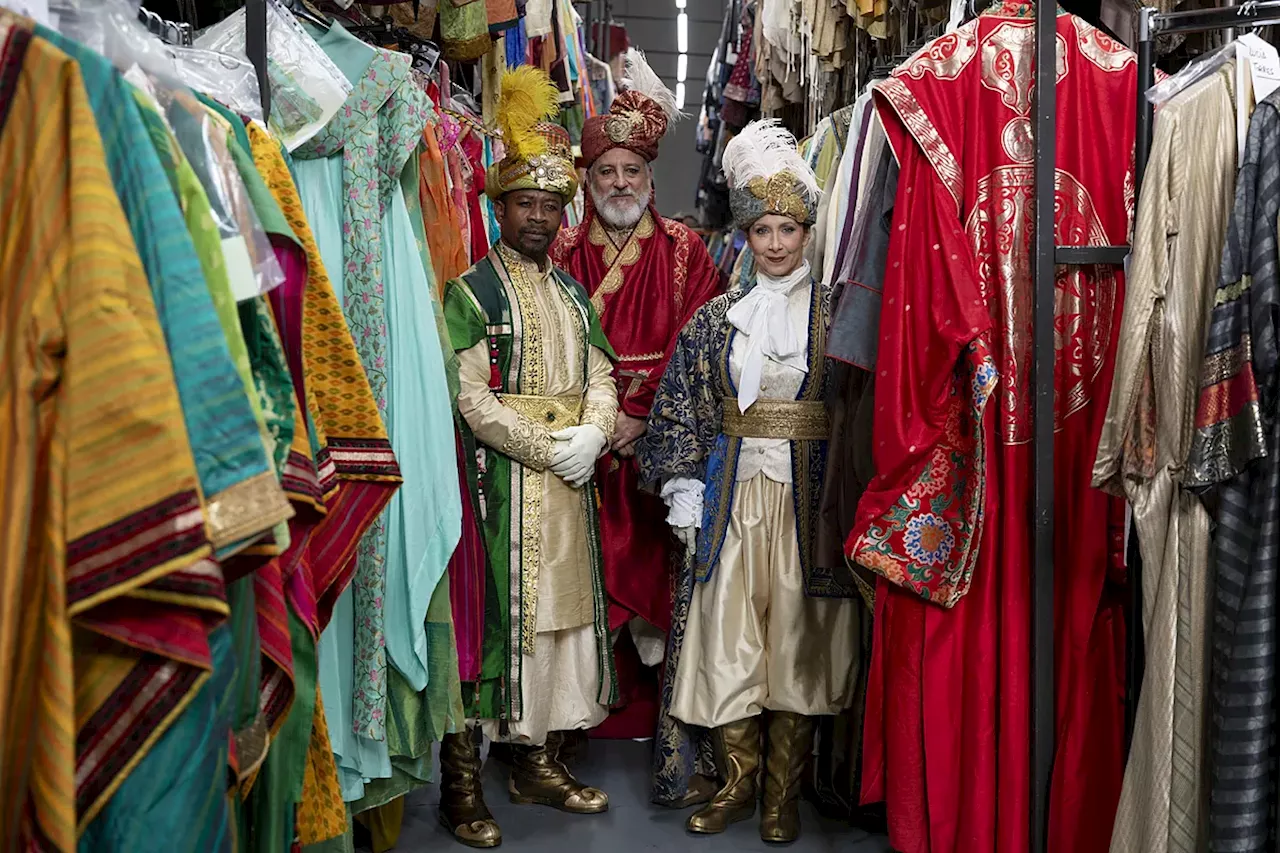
[671,474,859,729]
[477,623,608,745]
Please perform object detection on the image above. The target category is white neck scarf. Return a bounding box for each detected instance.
[726,260,812,414]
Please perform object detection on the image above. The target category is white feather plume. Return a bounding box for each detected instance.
[621,48,681,121]
[721,119,820,201]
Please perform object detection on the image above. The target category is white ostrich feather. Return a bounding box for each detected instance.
[622,48,681,121]
[721,119,819,200]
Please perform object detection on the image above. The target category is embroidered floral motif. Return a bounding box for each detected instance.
[903,513,957,566]
[294,48,429,740]
[851,336,998,608]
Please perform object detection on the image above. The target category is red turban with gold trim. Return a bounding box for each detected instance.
[582,49,680,166]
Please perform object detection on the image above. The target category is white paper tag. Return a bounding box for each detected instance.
[0,0,50,25]
[1241,33,1280,101]
[222,236,260,303]
[1238,34,1280,159]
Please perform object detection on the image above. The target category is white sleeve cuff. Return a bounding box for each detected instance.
[661,477,705,530]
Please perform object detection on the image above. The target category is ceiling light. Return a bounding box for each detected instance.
[677,53,687,82]
[677,13,688,53]
[675,0,686,9]
[675,82,686,110]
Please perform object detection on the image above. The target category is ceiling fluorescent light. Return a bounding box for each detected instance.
[677,53,687,82]
[677,13,688,53]
[675,81,686,110]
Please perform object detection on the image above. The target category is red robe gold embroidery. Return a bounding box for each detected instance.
[847,8,1133,852]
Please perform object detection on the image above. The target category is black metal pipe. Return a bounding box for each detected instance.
[1152,0,1280,34]
[1135,8,1153,200]
[1030,0,1058,850]
[246,0,269,121]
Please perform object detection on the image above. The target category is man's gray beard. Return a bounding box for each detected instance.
[590,183,651,230]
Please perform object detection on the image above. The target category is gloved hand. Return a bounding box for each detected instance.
[549,425,608,488]
[661,477,704,553]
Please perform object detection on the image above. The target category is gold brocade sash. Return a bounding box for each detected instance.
[498,392,584,428]
[722,399,831,440]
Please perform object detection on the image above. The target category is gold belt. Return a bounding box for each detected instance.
[722,398,830,440]
[498,392,584,428]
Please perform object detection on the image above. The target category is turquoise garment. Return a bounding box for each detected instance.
[37,27,275,523]
[78,626,237,853]
[295,22,461,800]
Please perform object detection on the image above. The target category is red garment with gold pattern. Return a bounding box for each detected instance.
[551,203,722,631]
[845,8,1133,852]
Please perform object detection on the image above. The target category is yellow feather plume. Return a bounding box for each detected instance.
[497,66,560,162]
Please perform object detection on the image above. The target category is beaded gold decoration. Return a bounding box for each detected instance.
[746,171,812,223]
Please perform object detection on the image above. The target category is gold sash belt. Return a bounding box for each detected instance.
[498,392,584,429]
[722,398,831,441]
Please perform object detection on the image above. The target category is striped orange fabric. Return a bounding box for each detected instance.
[0,22,213,850]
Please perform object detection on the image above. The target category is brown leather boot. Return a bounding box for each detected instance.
[438,731,502,848]
[686,716,761,834]
[760,712,814,843]
[508,732,609,814]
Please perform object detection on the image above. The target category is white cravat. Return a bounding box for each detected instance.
[726,260,812,413]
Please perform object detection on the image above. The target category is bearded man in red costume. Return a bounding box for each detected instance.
[551,48,722,673]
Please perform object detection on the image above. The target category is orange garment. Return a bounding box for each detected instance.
[419,125,469,293]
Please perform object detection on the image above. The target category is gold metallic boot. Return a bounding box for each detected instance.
[438,731,502,848]
[508,731,609,814]
[686,716,761,834]
[760,712,815,843]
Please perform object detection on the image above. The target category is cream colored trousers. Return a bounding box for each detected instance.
[478,623,608,745]
[671,474,859,729]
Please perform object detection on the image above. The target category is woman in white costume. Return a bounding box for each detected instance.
[638,119,860,843]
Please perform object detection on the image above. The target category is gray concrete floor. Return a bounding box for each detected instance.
[395,739,892,852]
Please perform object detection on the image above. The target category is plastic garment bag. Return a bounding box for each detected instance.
[195,0,351,151]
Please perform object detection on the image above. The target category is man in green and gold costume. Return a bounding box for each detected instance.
[439,67,619,848]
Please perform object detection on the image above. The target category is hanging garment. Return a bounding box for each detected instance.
[1094,63,1249,853]
[846,9,1136,853]
[1183,87,1280,853]
[550,206,723,634]
[0,21,223,852]
[295,20,459,801]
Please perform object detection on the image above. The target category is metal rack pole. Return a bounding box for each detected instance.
[246,0,270,121]
[1030,0,1057,848]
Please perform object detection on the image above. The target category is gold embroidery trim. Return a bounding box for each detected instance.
[588,210,654,316]
[206,470,296,549]
[581,402,617,442]
[721,399,831,440]
[496,241,553,654]
[502,416,558,469]
[875,75,964,210]
[617,350,665,362]
[499,393,585,429]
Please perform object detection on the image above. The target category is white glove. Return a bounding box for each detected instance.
[549,425,607,488]
[662,477,703,552]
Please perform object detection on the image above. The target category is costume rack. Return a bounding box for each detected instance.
[1026,2,1280,851]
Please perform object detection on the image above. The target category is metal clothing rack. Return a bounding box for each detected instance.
[246,0,270,121]
[1027,2,1280,851]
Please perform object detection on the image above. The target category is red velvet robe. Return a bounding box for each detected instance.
[551,203,722,632]
[846,8,1133,852]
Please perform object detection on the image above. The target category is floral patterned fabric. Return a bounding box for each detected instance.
[295,39,433,743]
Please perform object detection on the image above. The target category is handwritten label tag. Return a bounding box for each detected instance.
[0,0,50,25]
[1241,33,1280,101]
